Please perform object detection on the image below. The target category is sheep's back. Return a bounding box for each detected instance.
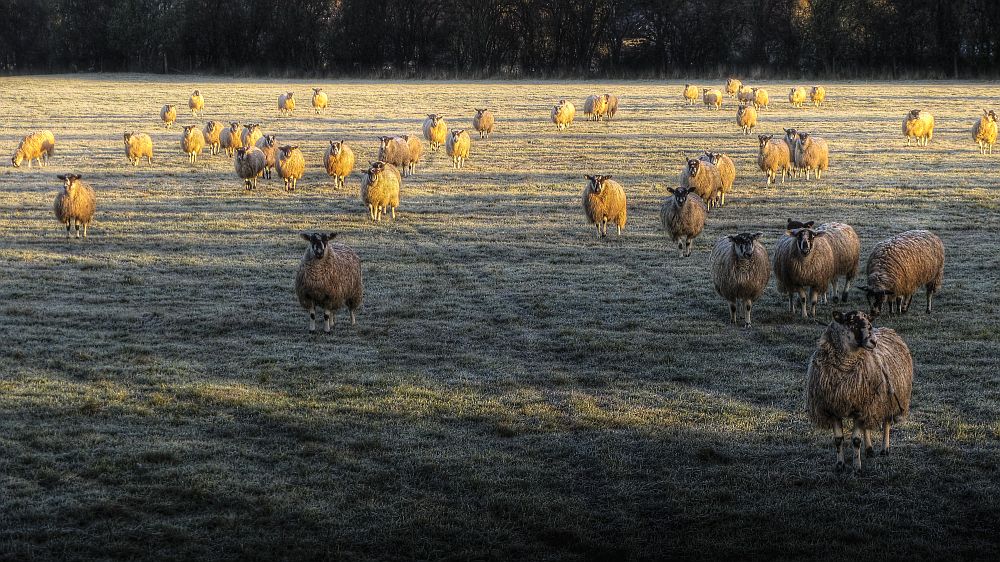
[819,223,860,280]
[866,230,944,295]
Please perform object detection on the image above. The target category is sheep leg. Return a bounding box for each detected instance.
[391,206,396,220]
[323,310,332,334]
[744,300,753,328]
[833,419,846,472]
[797,289,809,319]
[863,429,875,458]
[350,309,357,325]
[729,302,737,324]
[926,286,934,313]
[677,240,684,257]
[851,425,863,473]
[82,223,87,239]
[65,222,72,238]
[368,204,375,221]
[880,421,892,455]
[817,169,823,179]
[809,288,820,318]
[616,223,622,236]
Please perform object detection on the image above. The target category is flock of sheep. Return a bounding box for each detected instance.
[8,78,981,474]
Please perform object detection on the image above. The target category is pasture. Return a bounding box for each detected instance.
[1,75,998,560]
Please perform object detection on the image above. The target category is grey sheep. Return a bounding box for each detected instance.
[378,136,411,172]
[773,225,837,319]
[710,232,771,327]
[296,232,364,333]
[255,134,279,179]
[660,186,706,257]
[788,220,860,304]
[861,230,944,317]
[234,146,266,190]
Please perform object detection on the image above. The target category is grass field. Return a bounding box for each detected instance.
[1,75,998,560]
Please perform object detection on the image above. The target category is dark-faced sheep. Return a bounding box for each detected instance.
[203,121,223,156]
[234,146,266,190]
[312,88,328,113]
[703,88,723,110]
[683,84,699,105]
[361,161,401,221]
[603,94,619,120]
[324,140,355,189]
[902,110,934,146]
[446,130,471,169]
[660,186,706,257]
[810,86,826,107]
[788,220,860,304]
[255,134,279,179]
[296,232,363,333]
[972,109,998,154]
[582,175,627,238]
[757,134,790,185]
[736,104,757,135]
[551,100,576,129]
[473,109,495,139]
[773,226,837,319]
[861,230,944,317]
[123,132,153,166]
[378,135,411,172]
[423,114,447,149]
[189,90,204,116]
[160,104,177,128]
[701,152,735,207]
[12,130,56,168]
[54,174,95,238]
[679,157,721,207]
[711,232,771,327]
[278,92,295,115]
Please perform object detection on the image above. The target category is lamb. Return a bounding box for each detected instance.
[660,186,706,257]
[772,225,837,319]
[123,132,153,166]
[401,134,422,176]
[473,108,495,139]
[378,136,411,172]
[312,88,328,113]
[788,220,860,303]
[423,114,448,149]
[203,121,223,156]
[277,145,305,191]
[278,92,295,115]
[703,88,723,110]
[603,94,619,120]
[757,134,791,185]
[810,86,826,107]
[360,161,401,221]
[324,140,355,189]
[793,132,829,179]
[551,100,576,129]
[11,130,56,168]
[806,310,913,473]
[710,232,771,328]
[241,123,263,150]
[736,103,757,135]
[679,157,722,208]
[701,152,735,207]
[189,90,204,116]
[583,94,608,121]
[234,146,266,190]
[972,109,998,154]
[725,78,742,98]
[902,109,934,146]
[180,125,206,164]
[160,104,177,128]
[582,175,627,237]
[788,87,807,108]
[255,134,279,179]
[446,129,471,169]
[296,232,364,333]
[683,84,699,105]
[221,122,243,157]
[752,88,769,110]
[53,174,96,239]
[861,230,944,317]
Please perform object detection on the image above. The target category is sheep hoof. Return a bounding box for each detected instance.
[866,447,875,458]
[835,461,845,473]
[743,322,752,328]
[880,449,890,457]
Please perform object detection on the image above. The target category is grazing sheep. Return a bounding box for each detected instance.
[446,129,471,169]
[423,114,448,149]
[806,310,913,472]
[277,145,305,191]
[810,86,826,107]
[861,230,944,317]
[757,134,791,185]
[312,88,328,113]
[752,88,769,110]
[711,232,771,327]
[551,100,576,129]
[11,130,56,168]
[180,125,206,164]
[324,140,355,189]
[583,94,608,121]
[296,232,364,333]
[701,152,735,207]
[788,220,860,304]
[582,175,627,237]
[189,90,204,116]
[972,109,998,154]
[203,121,223,156]
[241,123,263,151]
[604,93,619,120]
[794,132,830,179]
[660,186,707,257]
[360,161,401,221]
[278,92,295,115]
[123,132,153,166]
[473,108,495,139]
[773,226,837,319]
[378,136,411,172]
[53,174,96,239]
[221,122,243,157]
[902,109,934,146]
[255,134,279,179]
[736,103,757,135]
[737,85,755,105]
[683,84,699,105]
[401,134,422,176]
[234,146,266,190]
[679,157,722,208]
[160,104,177,128]
[789,87,807,108]
[703,88,723,110]
[725,78,742,98]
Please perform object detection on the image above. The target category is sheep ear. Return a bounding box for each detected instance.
[57,174,66,181]
[727,235,737,242]
[585,175,595,181]
[805,221,815,228]
[832,311,845,323]
[666,187,676,194]
[327,232,338,241]
[300,233,311,242]
[751,232,763,240]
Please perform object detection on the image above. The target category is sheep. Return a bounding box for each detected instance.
[810,86,826,107]
[582,175,627,237]
[757,134,791,185]
[788,220,860,304]
[296,232,364,333]
[473,108,495,139]
[902,109,934,146]
[234,146,266,190]
[725,78,742,98]
[241,123,263,150]
[752,88,769,110]
[423,114,448,150]
[604,93,619,120]
[255,134,279,180]
[972,109,998,154]
[861,230,944,317]
[11,130,56,168]
[583,94,608,121]
[660,186,706,257]
[221,122,243,157]
[378,136,411,172]
[53,174,96,239]
[737,85,755,105]
[794,132,830,179]
[806,310,913,473]
[189,90,204,116]
[160,104,177,128]
[276,145,305,191]
[773,225,837,319]
[360,161,401,221]
[701,152,735,207]
[203,121,223,156]
[278,92,295,115]
[736,103,757,135]
[312,88,328,113]
[703,88,723,110]
[324,140,355,189]
[710,232,771,328]
[446,129,471,169]
[683,84,699,105]
[401,134,422,176]
[123,132,153,166]
[679,157,722,208]
[783,128,803,177]
[789,87,807,108]
[180,125,206,164]
[551,100,576,129]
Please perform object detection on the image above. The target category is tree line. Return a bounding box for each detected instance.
[1,0,996,78]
